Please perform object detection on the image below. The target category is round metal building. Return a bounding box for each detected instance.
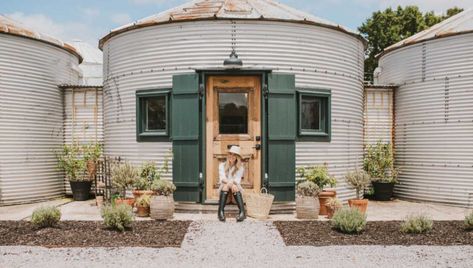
[99,0,366,203]
[0,16,82,205]
[377,9,473,207]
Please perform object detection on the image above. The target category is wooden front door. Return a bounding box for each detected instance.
[205,76,262,201]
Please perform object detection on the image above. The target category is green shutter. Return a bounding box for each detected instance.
[172,74,201,202]
[267,73,296,201]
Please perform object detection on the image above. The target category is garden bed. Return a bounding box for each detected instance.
[274,221,473,246]
[0,221,191,248]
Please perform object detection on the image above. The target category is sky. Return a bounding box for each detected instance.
[1,0,472,46]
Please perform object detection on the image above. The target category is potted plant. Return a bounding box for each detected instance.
[57,144,91,201]
[295,181,321,219]
[135,194,151,217]
[364,141,399,201]
[325,197,342,219]
[297,164,337,215]
[111,162,139,206]
[133,162,159,198]
[345,169,371,214]
[83,143,102,179]
[150,180,176,220]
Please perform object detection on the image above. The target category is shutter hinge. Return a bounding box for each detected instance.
[264,173,269,189]
[263,84,269,99]
[199,172,204,190]
[199,84,204,99]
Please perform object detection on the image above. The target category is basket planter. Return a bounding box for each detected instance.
[114,198,135,207]
[348,199,368,214]
[132,190,155,199]
[318,189,336,215]
[69,181,92,201]
[150,195,174,220]
[296,196,320,219]
[373,182,395,201]
[244,188,274,220]
[136,206,150,217]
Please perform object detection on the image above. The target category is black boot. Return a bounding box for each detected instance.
[234,192,246,222]
[218,191,228,222]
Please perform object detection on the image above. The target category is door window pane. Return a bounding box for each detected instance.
[219,92,248,134]
[146,96,166,131]
[301,96,321,131]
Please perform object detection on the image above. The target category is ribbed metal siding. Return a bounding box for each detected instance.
[0,34,80,205]
[379,33,473,207]
[102,20,364,200]
[363,88,394,145]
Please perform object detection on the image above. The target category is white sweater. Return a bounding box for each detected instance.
[218,162,244,188]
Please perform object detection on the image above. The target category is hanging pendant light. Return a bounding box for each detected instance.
[223,49,243,69]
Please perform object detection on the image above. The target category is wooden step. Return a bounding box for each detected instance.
[175,202,295,215]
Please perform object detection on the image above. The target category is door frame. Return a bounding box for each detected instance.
[197,70,272,204]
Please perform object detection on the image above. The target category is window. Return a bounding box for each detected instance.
[136,89,170,142]
[297,89,331,141]
[218,92,248,134]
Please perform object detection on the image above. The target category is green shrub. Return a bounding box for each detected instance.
[31,206,61,228]
[151,180,176,196]
[296,165,337,190]
[400,215,433,234]
[101,204,134,232]
[331,207,367,234]
[296,181,321,197]
[464,212,473,230]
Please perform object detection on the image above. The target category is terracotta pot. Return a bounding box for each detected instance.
[150,195,174,220]
[136,206,150,217]
[114,198,135,207]
[296,196,320,219]
[318,190,336,215]
[86,160,97,178]
[132,190,155,199]
[348,199,369,214]
[326,205,342,219]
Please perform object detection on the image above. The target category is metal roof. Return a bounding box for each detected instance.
[99,0,365,49]
[0,15,83,63]
[379,8,473,58]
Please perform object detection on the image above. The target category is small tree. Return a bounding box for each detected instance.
[345,170,371,199]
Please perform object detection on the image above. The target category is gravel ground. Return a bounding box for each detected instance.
[2,220,473,268]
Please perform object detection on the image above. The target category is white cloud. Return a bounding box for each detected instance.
[110,13,132,25]
[81,8,100,18]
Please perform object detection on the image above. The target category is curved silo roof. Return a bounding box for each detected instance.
[0,14,83,63]
[99,0,366,49]
[379,7,473,58]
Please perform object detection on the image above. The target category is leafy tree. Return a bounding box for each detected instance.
[359,6,464,82]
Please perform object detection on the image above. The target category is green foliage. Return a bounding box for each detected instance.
[296,181,321,197]
[111,162,140,196]
[464,212,473,230]
[151,180,176,196]
[364,141,398,183]
[359,6,464,81]
[136,194,152,208]
[345,170,371,199]
[326,197,342,209]
[400,215,433,234]
[296,165,337,190]
[56,144,88,182]
[134,157,171,190]
[101,204,134,232]
[331,207,367,234]
[83,143,102,162]
[31,206,61,228]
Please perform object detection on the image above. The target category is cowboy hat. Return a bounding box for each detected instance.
[228,145,242,157]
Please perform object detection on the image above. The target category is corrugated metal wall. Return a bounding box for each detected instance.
[379,33,473,208]
[363,87,394,145]
[102,20,365,201]
[0,34,80,205]
[63,87,104,193]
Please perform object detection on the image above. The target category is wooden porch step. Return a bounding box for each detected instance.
[175,202,295,215]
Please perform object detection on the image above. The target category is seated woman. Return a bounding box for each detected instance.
[217,145,246,222]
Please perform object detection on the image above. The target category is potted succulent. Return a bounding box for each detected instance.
[364,141,399,201]
[150,180,176,220]
[325,197,342,219]
[135,194,151,217]
[295,181,321,219]
[57,144,91,201]
[297,164,337,215]
[133,162,160,198]
[111,162,139,206]
[345,169,371,214]
[83,143,102,179]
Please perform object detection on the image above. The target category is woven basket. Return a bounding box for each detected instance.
[296,196,320,219]
[244,188,274,220]
[150,195,174,220]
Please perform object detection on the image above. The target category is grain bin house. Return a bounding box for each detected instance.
[99,0,366,204]
[373,8,473,208]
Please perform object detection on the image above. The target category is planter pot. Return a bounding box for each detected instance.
[136,206,150,217]
[86,160,97,178]
[373,182,395,201]
[114,198,135,207]
[96,195,104,207]
[348,199,369,214]
[150,195,175,220]
[318,190,336,215]
[69,181,92,201]
[132,190,155,199]
[326,206,342,219]
[296,196,320,219]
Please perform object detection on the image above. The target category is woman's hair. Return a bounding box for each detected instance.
[224,153,243,177]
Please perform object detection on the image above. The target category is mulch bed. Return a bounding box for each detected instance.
[274,221,473,246]
[0,221,191,248]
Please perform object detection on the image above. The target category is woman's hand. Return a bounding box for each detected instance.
[231,184,239,193]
